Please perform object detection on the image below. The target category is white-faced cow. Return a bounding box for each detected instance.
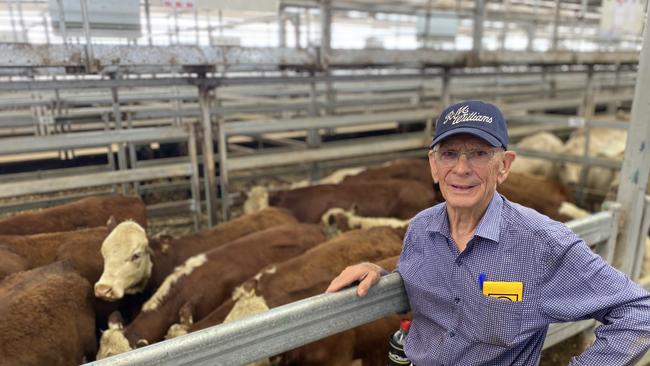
[96,224,326,358]
[0,195,147,235]
[94,207,298,302]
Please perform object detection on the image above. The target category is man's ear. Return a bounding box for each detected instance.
[428,150,439,184]
[497,150,517,184]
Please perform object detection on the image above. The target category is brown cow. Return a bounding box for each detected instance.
[498,171,580,222]
[0,261,96,366]
[250,180,435,223]
[282,256,403,366]
[177,227,405,365]
[0,195,147,235]
[94,207,298,301]
[341,159,433,189]
[0,245,29,281]
[0,227,108,283]
[96,223,327,358]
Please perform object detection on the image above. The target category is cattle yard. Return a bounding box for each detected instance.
[1,1,650,365]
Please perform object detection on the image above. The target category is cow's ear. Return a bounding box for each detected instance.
[108,311,124,330]
[136,339,149,348]
[106,216,118,232]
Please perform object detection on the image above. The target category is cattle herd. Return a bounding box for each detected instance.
[0,136,643,365]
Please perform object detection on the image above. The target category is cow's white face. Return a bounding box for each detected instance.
[94,221,152,301]
[97,323,132,359]
[97,312,149,359]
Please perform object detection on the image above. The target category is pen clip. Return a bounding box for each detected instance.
[478,273,486,290]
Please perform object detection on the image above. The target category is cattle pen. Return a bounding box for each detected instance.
[2,0,650,365]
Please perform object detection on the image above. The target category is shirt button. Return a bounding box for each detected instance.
[449,331,455,337]
[454,297,461,304]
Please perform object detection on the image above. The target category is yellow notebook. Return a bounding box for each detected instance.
[482,281,523,302]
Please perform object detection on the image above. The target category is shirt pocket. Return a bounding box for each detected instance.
[477,295,524,347]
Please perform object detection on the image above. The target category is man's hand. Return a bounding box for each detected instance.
[326,262,386,297]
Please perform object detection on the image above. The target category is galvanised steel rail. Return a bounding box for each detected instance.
[87,210,617,366]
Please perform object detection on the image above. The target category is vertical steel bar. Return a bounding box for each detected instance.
[194,4,200,45]
[278,5,287,47]
[614,12,650,275]
[7,1,18,42]
[187,121,202,231]
[79,0,94,71]
[110,74,129,194]
[42,13,51,44]
[145,0,153,46]
[216,112,229,222]
[126,112,140,197]
[198,85,217,226]
[552,0,560,51]
[473,0,485,55]
[16,0,28,43]
[320,0,331,69]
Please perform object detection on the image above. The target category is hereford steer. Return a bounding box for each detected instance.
[321,207,410,235]
[341,159,434,189]
[510,132,564,180]
[246,180,436,223]
[0,226,108,282]
[282,255,403,366]
[94,207,297,301]
[171,227,405,365]
[0,261,96,365]
[0,195,147,235]
[558,128,627,196]
[96,224,326,358]
[498,171,586,222]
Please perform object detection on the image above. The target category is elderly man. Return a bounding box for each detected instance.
[327,100,650,365]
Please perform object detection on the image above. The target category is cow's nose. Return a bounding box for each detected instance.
[95,284,115,299]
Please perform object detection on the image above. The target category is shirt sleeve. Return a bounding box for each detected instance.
[539,231,650,366]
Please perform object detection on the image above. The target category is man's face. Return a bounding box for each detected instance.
[428,134,515,211]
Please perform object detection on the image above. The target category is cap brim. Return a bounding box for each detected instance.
[429,127,503,149]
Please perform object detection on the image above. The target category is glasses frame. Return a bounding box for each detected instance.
[431,146,500,168]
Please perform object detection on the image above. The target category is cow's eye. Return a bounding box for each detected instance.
[131,253,142,261]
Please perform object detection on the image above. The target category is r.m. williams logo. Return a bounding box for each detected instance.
[443,105,493,125]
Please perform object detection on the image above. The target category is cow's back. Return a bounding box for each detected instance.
[269,180,435,223]
[0,227,107,282]
[498,172,571,221]
[342,159,432,187]
[0,261,96,366]
[0,195,147,235]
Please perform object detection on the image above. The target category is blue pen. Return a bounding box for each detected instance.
[478,273,486,290]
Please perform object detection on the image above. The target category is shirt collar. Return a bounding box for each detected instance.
[427,192,503,244]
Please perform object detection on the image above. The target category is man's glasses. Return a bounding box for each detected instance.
[434,148,497,167]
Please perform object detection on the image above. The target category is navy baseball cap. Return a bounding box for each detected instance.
[429,100,508,149]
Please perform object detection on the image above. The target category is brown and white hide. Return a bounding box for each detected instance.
[94,207,298,301]
[96,223,326,358]
[268,179,436,223]
[0,261,96,366]
[0,195,147,235]
[184,227,405,366]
